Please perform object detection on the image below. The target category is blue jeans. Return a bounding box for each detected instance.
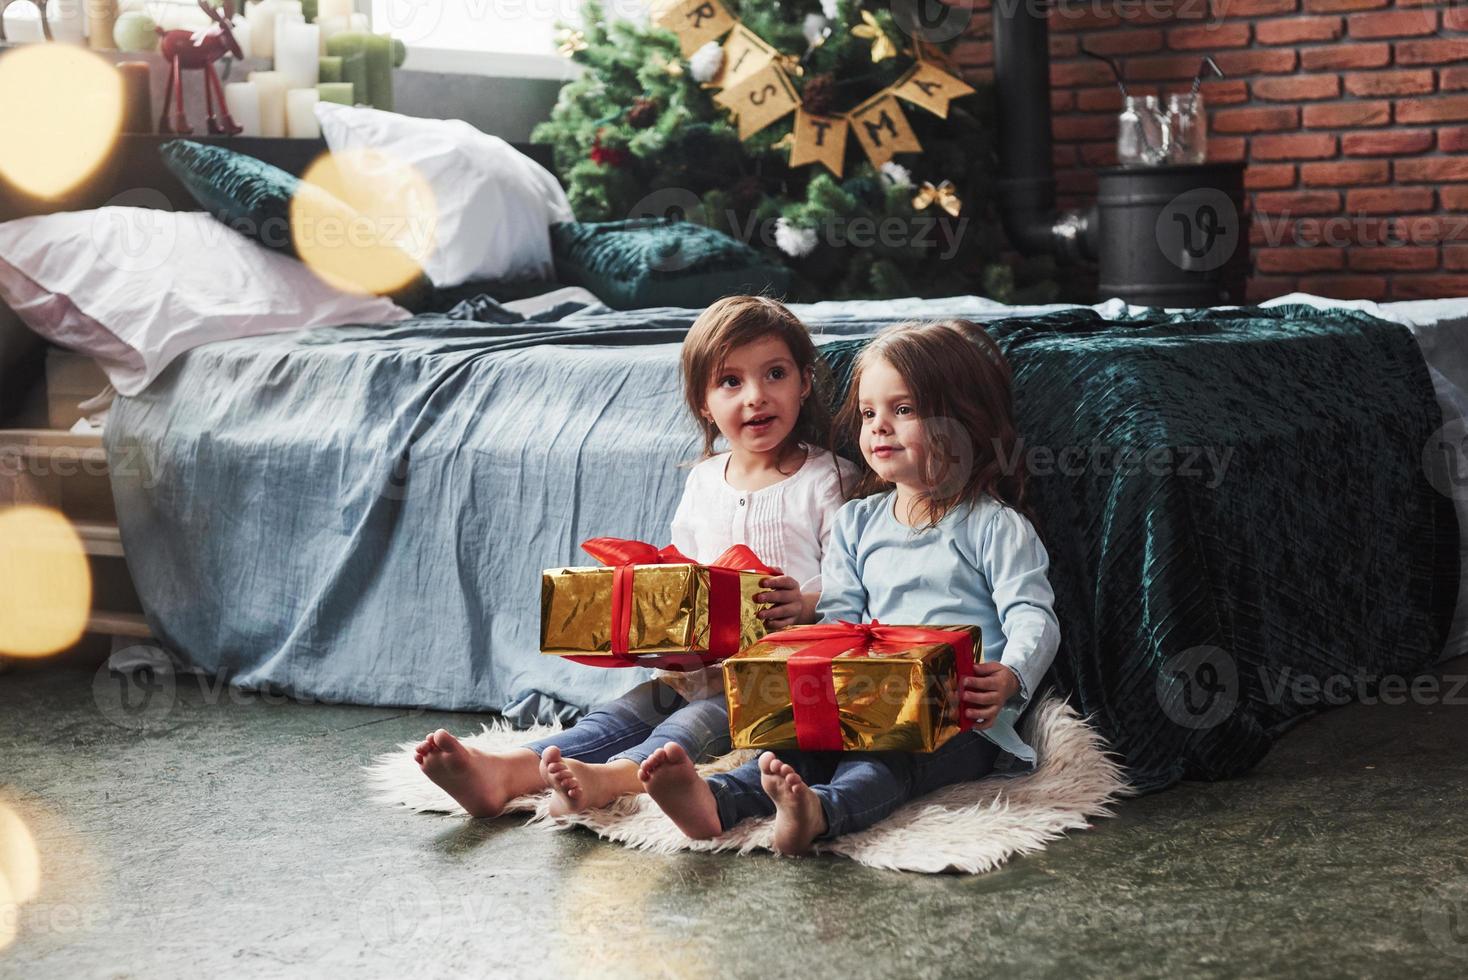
[523,679,731,766]
[704,730,1002,838]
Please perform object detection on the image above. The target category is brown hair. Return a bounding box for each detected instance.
[680,295,836,476]
[834,319,1029,530]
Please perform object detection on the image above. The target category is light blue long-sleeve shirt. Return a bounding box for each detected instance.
[815,491,1061,765]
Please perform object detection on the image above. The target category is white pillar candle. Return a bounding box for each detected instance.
[247,0,282,58]
[275,20,319,90]
[224,81,262,137]
[317,0,351,18]
[230,15,252,61]
[47,0,87,43]
[248,69,287,137]
[286,88,320,138]
[316,13,349,52]
[4,10,44,40]
[272,9,302,71]
[348,11,367,31]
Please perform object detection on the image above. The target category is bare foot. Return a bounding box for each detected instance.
[414,730,541,819]
[759,752,827,856]
[639,742,721,839]
[540,749,641,817]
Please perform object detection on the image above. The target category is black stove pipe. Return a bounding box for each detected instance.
[992,0,1098,264]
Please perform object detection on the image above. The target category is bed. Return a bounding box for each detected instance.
[2,127,1462,793]
[96,292,1462,793]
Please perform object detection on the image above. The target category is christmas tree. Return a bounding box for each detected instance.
[533,0,1059,303]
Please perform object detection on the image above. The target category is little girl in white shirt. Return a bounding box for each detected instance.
[414,295,856,817]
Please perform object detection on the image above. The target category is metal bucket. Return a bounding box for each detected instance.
[1096,162,1249,308]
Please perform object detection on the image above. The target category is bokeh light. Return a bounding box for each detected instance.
[0,802,41,952]
[290,148,437,296]
[0,45,124,200]
[0,506,91,657]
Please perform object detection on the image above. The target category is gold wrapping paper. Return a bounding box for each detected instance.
[723,624,982,753]
[540,564,768,658]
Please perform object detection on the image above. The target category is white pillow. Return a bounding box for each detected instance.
[0,208,412,396]
[314,102,572,288]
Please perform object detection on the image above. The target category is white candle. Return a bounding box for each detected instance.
[348,11,367,31]
[4,10,43,40]
[252,0,300,59]
[247,0,281,58]
[47,0,87,43]
[317,0,351,19]
[224,81,262,137]
[230,15,252,60]
[286,88,320,138]
[272,9,302,72]
[316,13,349,52]
[248,70,287,137]
[275,20,319,90]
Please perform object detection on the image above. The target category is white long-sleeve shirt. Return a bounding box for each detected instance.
[669,445,857,592]
[659,444,857,698]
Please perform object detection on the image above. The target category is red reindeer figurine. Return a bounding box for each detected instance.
[157,0,246,135]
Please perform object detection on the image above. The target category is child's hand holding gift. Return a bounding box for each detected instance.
[960,662,1021,731]
[755,573,806,630]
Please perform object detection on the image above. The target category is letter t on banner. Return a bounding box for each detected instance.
[788,109,850,178]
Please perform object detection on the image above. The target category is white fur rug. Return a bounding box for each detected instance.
[365,697,1131,874]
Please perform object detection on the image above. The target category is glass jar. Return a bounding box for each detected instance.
[1167,92,1207,164]
[1117,95,1171,167]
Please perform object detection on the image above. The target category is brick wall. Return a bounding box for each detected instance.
[957,0,1468,302]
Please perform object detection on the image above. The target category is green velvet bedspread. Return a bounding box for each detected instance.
[823,304,1459,791]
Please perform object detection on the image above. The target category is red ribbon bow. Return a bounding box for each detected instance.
[571,537,774,668]
[775,620,979,751]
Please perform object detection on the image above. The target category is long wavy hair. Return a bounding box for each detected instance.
[681,295,839,480]
[834,319,1029,530]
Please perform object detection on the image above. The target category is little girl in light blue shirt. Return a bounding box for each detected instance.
[640,318,1061,855]
[816,488,1059,765]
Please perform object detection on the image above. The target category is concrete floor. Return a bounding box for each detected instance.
[3,655,1468,980]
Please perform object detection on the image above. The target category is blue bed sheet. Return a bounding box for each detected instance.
[106,297,1027,719]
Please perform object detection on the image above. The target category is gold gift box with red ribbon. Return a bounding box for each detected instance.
[540,537,773,665]
[722,622,983,753]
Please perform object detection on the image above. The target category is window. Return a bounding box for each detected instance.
[371,0,600,77]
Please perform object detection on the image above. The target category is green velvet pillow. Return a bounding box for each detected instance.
[160,139,306,254]
[159,139,432,309]
[550,218,791,310]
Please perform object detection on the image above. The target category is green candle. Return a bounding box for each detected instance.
[318,55,343,83]
[364,33,393,111]
[301,0,317,21]
[325,32,369,107]
[317,82,353,105]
